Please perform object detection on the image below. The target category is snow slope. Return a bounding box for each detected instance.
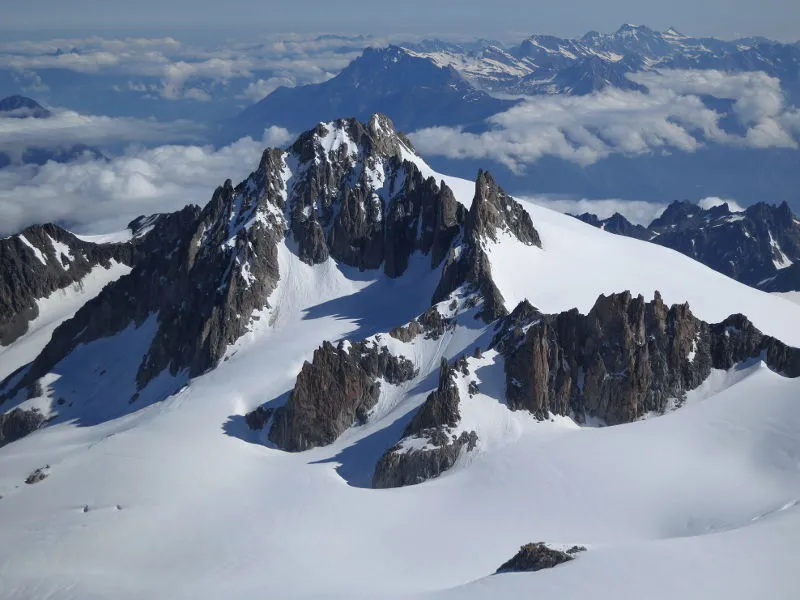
[1,167,799,599]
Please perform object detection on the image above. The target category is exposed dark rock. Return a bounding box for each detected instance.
[495,543,576,574]
[245,406,274,431]
[495,290,800,425]
[287,115,466,278]
[0,408,45,448]
[372,357,478,488]
[405,358,462,436]
[566,545,587,554]
[24,466,49,485]
[389,307,450,342]
[269,340,416,451]
[372,430,477,489]
[0,208,200,348]
[433,170,541,322]
[572,212,651,240]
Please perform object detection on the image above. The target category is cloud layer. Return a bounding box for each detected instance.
[411,69,800,171]
[0,126,291,235]
[0,34,382,103]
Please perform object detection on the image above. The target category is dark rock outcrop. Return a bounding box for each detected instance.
[433,170,541,322]
[0,408,45,448]
[268,340,416,452]
[389,307,451,342]
[495,291,800,425]
[495,543,576,574]
[0,209,199,347]
[372,358,478,489]
[0,224,133,346]
[287,114,466,279]
[573,212,651,240]
[24,466,49,485]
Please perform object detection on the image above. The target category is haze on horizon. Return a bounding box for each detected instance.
[3,0,799,43]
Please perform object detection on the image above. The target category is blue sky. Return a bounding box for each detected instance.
[4,0,799,41]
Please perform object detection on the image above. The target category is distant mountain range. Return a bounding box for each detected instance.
[0,95,104,168]
[230,24,800,140]
[405,24,800,98]
[224,45,516,140]
[574,200,800,292]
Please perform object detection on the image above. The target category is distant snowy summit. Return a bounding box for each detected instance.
[228,24,800,139]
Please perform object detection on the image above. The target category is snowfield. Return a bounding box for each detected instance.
[0,164,799,599]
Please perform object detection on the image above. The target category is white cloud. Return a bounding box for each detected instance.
[0,33,378,102]
[0,108,202,160]
[697,197,745,212]
[411,69,800,171]
[0,126,292,235]
[238,76,300,101]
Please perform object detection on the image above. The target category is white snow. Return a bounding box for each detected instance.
[1,159,800,600]
[17,234,47,265]
[75,230,133,244]
[48,235,75,265]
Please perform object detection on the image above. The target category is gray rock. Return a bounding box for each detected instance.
[372,357,478,488]
[495,543,576,574]
[432,169,541,322]
[495,290,800,425]
[268,340,416,451]
[24,466,49,485]
[0,408,45,448]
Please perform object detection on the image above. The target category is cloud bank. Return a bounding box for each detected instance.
[0,126,292,235]
[411,69,800,171]
[0,34,382,103]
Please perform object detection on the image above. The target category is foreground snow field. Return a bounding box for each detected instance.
[0,162,799,599]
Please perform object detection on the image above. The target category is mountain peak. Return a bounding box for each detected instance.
[0,95,51,118]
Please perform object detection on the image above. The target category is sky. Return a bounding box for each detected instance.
[3,0,800,42]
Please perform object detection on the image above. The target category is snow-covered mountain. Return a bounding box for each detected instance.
[405,25,800,99]
[1,115,800,599]
[224,46,516,140]
[574,199,800,291]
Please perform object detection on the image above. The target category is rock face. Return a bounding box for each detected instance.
[0,210,198,347]
[495,291,800,425]
[0,408,45,448]
[575,200,800,292]
[0,224,132,346]
[389,306,451,342]
[268,340,416,452]
[495,543,576,574]
[433,170,541,321]
[573,212,651,240]
[372,357,478,489]
[0,151,281,407]
[287,114,466,278]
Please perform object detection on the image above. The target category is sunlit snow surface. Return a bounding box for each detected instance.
[1,170,799,599]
